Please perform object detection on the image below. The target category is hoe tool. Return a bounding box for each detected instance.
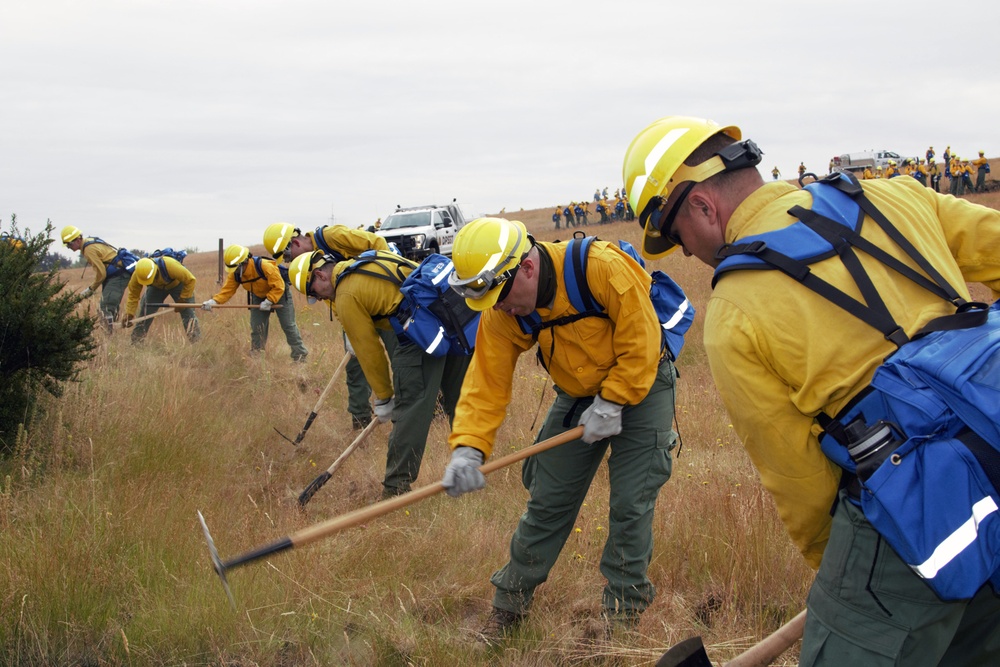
[198,425,584,606]
[113,308,174,329]
[298,418,380,506]
[148,302,281,309]
[656,609,806,667]
[276,352,351,446]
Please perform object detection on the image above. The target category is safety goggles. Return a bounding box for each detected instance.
[448,225,528,300]
[449,262,522,301]
[302,252,336,299]
[638,182,694,247]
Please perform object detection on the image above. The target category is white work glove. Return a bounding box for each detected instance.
[579,395,623,444]
[442,446,486,498]
[344,335,356,357]
[259,298,274,312]
[202,299,217,311]
[79,287,94,299]
[373,397,395,423]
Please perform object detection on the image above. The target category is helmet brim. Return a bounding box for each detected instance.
[463,285,503,312]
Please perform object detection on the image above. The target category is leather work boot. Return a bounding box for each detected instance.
[477,607,524,645]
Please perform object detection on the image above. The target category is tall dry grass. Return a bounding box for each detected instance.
[5,180,997,665]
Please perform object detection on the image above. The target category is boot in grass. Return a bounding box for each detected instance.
[477,607,524,645]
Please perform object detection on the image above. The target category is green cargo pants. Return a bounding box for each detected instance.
[248,288,308,361]
[382,340,471,495]
[801,490,1000,666]
[100,272,130,322]
[347,328,397,425]
[491,360,677,617]
[132,287,200,343]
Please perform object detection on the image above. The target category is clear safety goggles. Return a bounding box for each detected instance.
[448,227,528,301]
[303,252,336,300]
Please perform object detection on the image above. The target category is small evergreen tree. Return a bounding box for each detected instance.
[0,217,97,453]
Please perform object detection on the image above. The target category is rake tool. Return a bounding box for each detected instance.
[275,352,351,446]
[656,609,806,667]
[297,418,380,506]
[198,425,584,607]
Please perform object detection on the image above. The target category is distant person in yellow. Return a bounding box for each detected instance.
[124,256,200,343]
[862,166,874,180]
[929,157,942,192]
[973,150,990,192]
[771,166,781,180]
[913,159,929,187]
[885,160,897,178]
[950,156,964,195]
[875,165,884,179]
[798,161,806,178]
[264,221,389,426]
[61,226,134,321]
[203,244,308,361]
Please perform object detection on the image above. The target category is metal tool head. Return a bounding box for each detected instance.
[656,636,714,667]
[197,510,236,611]
[273,426,298,446]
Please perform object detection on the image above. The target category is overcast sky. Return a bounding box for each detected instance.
[3,1,997,259]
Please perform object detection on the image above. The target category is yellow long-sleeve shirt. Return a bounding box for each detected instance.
[124,256,196,316]
[330,253,413,400]
[448,240,662,459]
[306,225,388,258]
[80,238,120,291]
[211,256,285,304]
[704,177,1000,569]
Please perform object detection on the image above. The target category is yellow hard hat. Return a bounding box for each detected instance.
[448,217,531,311]
[61,225,82,244]
[622,116,742,259]
[134,257,158,285]
[263,222,297,259]
[287,250,339,298]
[223,245,249,272]
[980,150,985,155]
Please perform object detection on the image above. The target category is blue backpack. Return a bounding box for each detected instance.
[83,237,139,278]
[516,234,694,365]
[150,247,187,264]
[336,251,480,356]
[235,255,289,286]
[714,171,1000,600]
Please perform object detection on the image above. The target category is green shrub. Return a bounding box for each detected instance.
[0,218,97,453]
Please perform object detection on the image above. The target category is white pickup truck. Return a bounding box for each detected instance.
[832,150,905,173]
[375,201,469,261]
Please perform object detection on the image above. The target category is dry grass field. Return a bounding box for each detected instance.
[1,175,998,666]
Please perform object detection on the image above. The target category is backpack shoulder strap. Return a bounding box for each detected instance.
[713,172,968,347]
[335,251,414,289]
[154,257,170,281]
[515,237,608,339]
[313,226,347,263]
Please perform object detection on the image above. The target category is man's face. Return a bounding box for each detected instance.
[493,258,538,318]
[666,186,725,268]
[287,235,312,260]
[66,238,82,252]
[310,264,335,301]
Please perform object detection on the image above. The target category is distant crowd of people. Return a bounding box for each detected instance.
[778,145,991,196]
[552,187,635,229]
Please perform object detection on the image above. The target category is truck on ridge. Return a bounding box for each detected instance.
[832,150,906,173]
[375,200,469,261]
